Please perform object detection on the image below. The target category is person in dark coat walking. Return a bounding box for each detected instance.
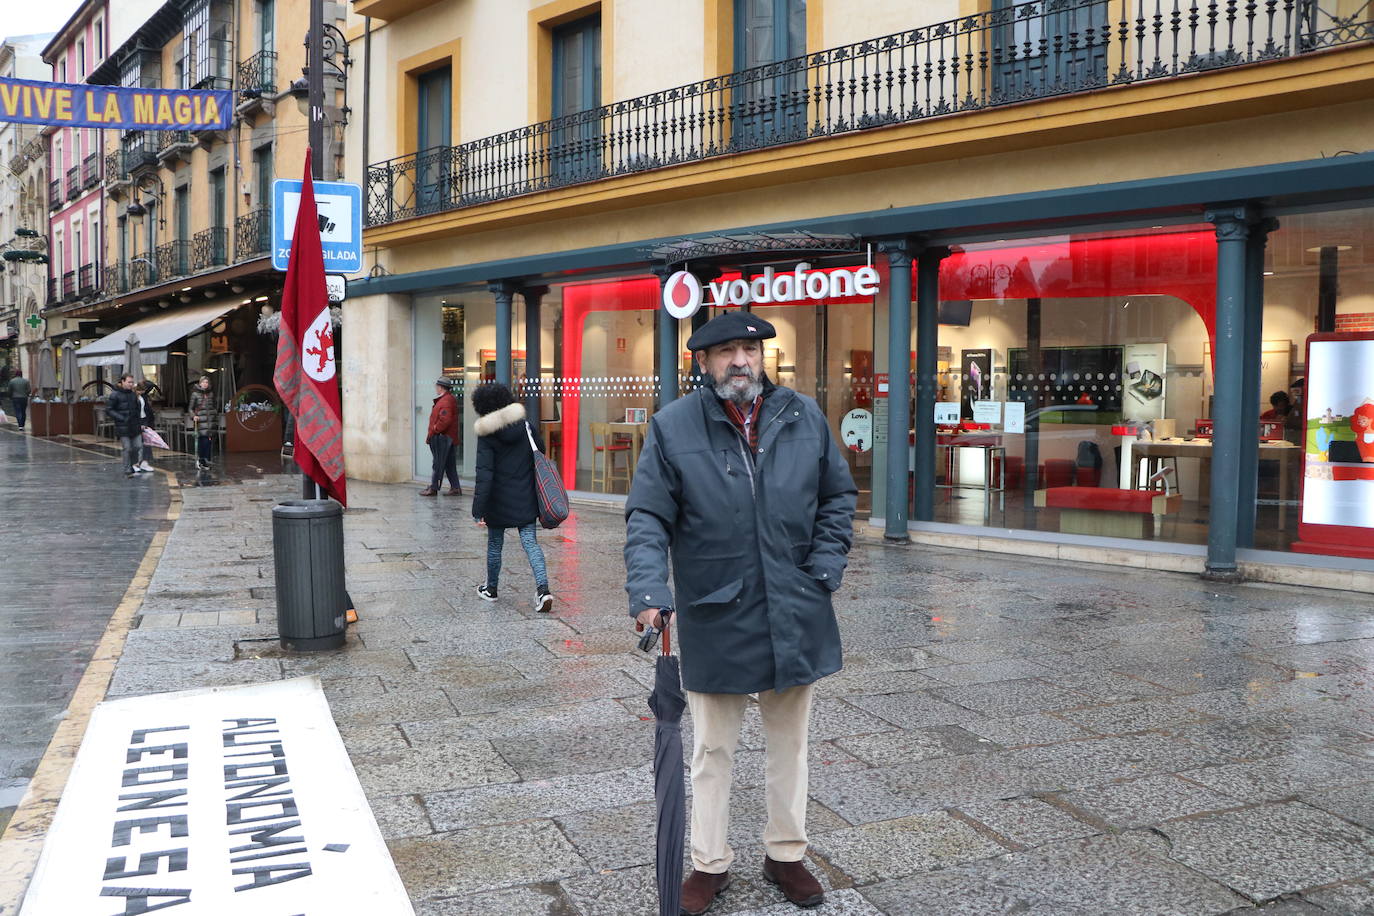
[625,311,857,914]
[106,374,147,478]
[421,378,462,496]
[471,382,553,613]
[6,370,30,430]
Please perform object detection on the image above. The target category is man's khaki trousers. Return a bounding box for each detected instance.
[685,683,815,874]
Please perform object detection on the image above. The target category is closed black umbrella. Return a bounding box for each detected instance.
[644,616,685,916]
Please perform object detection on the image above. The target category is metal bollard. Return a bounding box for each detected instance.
[272,499,347,651]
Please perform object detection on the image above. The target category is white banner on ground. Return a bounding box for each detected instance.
[20,677,413,916]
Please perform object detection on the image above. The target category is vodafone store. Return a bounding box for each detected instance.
[394,201,1374,574]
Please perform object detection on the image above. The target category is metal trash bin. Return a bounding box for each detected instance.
[272,499,347,651]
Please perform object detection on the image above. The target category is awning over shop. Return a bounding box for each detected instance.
[76,302,236,367]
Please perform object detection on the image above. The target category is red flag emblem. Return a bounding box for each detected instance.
[273,149,347,506]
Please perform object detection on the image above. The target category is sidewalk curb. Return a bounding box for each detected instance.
[0,439,182,915]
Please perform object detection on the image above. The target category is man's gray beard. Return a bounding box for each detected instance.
[713,370,763,406]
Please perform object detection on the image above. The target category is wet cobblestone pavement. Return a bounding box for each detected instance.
[0,430,169,834]
[72,470,1374,912]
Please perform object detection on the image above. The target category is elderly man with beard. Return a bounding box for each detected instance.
[625,310,857,914]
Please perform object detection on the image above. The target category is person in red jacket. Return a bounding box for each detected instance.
[421,378,463,496]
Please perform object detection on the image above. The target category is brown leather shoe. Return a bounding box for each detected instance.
[680,869,729,915]
[419,487,438,496]
[447,486,463,495]
[762,856,824,908]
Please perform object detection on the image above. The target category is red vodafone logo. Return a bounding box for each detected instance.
[662,270,703,319]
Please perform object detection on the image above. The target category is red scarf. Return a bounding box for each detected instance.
[722,395,763,451]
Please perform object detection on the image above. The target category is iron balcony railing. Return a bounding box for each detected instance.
[238,49,277,96]
[156,130,195,157]
[48,180,61,210]
[192,227,229,271]
[65,166,79,201]
[82,152,100,188]
[129,258,156,289]
[235,208,271,259]
[62,270,76,301]
[104,262,128,296]
[105,150,126,184]
[47,277,58,304]
[78,263,96,295]
[366,0,1374,226]
[157,240,192,281]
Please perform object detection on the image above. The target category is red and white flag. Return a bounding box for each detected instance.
[274,149,347,506]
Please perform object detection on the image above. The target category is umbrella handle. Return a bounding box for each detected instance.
[661,615,671,656]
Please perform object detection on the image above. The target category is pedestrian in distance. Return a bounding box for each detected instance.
[420,378,462,496]
[7,370,30,430]
[107,374,149,478]
[188,375,217,471]
[133,381,157,473]
[470,381,553,613]
[624,311,857,914]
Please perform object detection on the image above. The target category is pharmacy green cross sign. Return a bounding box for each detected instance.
[24,313,42,330]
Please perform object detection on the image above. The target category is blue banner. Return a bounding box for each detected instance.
[0,77,232,132]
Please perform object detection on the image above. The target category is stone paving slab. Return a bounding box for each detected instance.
[65,473,1374,914]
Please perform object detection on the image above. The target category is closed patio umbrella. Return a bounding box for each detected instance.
[34,340,58,394]
[59,342,78,401]
[642,615,686,916]
[60,341,78,436]
[122,333,145,384]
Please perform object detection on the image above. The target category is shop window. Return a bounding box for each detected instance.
[921,227,1219,543]
[1254,205,1374,560]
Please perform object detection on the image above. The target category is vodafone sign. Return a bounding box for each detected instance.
[661,262,881,318]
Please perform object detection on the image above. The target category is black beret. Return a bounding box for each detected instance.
[685,312,777,352]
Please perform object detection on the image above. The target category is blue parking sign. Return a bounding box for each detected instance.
[272,179,363,274]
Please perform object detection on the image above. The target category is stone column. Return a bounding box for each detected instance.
[522,285,549,420]
[1238,218,1277,548]
[488,280,518,387]
[878,239,914,541]
[1203,206,1254,582]
[913,245,949,523]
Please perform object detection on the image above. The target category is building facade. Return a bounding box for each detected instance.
[344,0,1374,583]
[1,33,55,378]
[54,0,345,412]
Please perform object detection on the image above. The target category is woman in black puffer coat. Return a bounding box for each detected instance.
[471,382,553,613]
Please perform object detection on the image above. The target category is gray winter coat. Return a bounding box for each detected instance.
[624,382,857,694]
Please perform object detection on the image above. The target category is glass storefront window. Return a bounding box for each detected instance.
[1258,204,1374,560]
[921,226,1220,544]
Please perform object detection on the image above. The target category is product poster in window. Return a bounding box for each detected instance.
[1293,332,1374,559]
[960,349,994,420]
[1120,343,1167,422]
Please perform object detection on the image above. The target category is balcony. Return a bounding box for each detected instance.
[156,240,192,281]
[192,227,229,271]
[156,130,196,165]
[48,180,61,211]
[237,49,277,99]
[104,262,129,296]
[47,277,58,305]
[82,153,100,189]
[129,258,156,289]
[364,0,1374,228]
[78,263,97,296]
[62,271,76,302]
[235,208,271,259]
[122,134,158,174]
[66,167,80,201]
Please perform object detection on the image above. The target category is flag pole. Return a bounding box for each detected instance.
[304,0,326,502]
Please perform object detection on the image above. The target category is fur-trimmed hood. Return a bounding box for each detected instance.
[474,402,526,437]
